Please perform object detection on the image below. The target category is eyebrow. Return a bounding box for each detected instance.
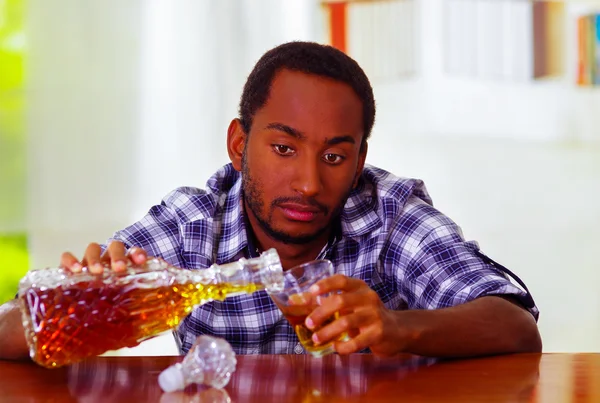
[265,122,356,146]
[265,123,305,139]
[324,135,355,146]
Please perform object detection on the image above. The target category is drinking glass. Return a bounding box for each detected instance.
[268,260,349,357]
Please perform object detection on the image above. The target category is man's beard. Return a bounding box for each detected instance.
[241,151,350,245]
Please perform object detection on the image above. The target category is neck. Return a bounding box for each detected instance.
[244,205,331,270]
[263,242,327,271]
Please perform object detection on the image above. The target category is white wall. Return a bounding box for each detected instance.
[27,1,144,266]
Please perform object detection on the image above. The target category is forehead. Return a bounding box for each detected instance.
[252,69,364,140]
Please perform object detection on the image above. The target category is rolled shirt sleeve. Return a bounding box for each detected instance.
[401,224,539,321]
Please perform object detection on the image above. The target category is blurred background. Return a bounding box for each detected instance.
[0,0,599,355]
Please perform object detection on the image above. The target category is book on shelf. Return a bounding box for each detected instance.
[577,16,589,85]
[327,0,417,81]
[592,15,600,85]
[444,0,565,82]
[577,13,600,87]
[533,1,548,78]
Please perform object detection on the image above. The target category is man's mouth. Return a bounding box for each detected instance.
[277,202,322,222]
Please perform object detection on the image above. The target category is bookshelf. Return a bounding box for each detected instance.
[444,0,600,86]
[444,0,566,81]
[321,0,418,82]
[321,0,600,144]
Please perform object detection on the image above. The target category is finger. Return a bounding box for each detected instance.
[334,325,384,355]
[127,247,148,265]
[309,274,364,295]
[311,309,374,347]
[84,243,104,274]
[306,291,370,330]
[103,241,128,272]
[60,252,83,273]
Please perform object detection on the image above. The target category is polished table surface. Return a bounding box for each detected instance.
[0,353,598,402]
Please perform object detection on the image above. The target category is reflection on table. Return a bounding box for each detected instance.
[1,353,599,402]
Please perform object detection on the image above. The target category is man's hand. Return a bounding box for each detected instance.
[0,300,29,360]
[305,274,404,357]
[60,241,148,274]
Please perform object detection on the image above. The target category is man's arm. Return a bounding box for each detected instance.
[0,300,29,360]
[375,295,541,357]
[306,276,541,358]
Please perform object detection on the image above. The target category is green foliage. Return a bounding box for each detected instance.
[0,234,28,304]
[0,0,25,92]
[0,0,26,228]
[0,0,28,304]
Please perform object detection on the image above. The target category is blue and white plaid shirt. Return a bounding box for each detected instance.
[108,163,538,355]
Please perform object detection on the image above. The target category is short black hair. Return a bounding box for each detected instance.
[239,41,376,146]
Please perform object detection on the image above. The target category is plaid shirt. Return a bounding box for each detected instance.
[108,163,539,355]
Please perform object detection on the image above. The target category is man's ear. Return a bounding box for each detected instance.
[227,119,246,172]
[353,141,368,189]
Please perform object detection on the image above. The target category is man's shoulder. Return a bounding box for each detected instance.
[360,165,433,209]
[161,164,241,223]
[358,165,458,237]
[341,165,433,238]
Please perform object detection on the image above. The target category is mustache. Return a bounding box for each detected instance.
[271,196,329,215]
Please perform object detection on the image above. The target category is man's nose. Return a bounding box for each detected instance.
[290,157,323,197]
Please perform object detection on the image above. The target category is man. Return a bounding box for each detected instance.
[0,42,541,360]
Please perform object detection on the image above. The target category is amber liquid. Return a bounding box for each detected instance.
[20,280,262,368]
[278,303,348,357]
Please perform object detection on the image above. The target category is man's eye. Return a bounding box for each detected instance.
[323,153,344,164]
[273,145,294,156]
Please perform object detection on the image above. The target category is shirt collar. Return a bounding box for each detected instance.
[339,176,383,239]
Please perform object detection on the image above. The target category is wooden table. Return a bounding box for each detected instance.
[0,353,598,402]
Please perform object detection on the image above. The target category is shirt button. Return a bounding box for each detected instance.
[294,344,304,354]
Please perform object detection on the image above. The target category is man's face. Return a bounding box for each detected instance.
[238,69,366,245]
